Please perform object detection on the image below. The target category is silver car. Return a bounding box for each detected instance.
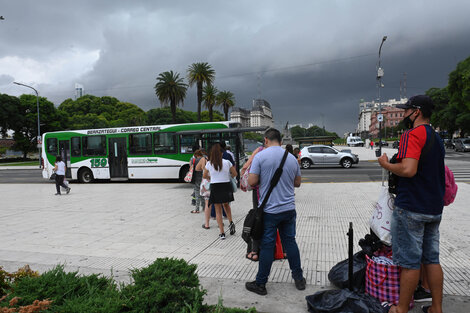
[299,145,359,169]
[454,138,470,152]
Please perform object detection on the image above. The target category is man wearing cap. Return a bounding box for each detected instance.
[377,95,445,313]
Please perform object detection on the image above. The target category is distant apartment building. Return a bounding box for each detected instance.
[357,98,407,136]
[230,99,274,129]
[369,106,405,137]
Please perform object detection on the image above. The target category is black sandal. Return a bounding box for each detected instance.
[191,210,200,213]
[202,224,210,229]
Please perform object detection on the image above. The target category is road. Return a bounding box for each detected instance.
[0,149,469,184]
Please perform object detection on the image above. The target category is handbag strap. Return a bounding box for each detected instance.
[257,150,290,212]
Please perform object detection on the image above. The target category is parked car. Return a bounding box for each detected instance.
[299,145,359,169]
[375,140,389,147]
[392,140,399,149]
[454,138,470,152]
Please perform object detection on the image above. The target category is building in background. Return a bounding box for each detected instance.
[75,83,84,99]
[230,99,274,129]
[357,98,407,137]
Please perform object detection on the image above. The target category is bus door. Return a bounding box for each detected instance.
[59,140,72,178]
[108,137,128,178]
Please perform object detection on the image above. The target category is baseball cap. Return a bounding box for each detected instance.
[396,95,434,112]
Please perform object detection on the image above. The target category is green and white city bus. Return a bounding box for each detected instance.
[41,121,258,183]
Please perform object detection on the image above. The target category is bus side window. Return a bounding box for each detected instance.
[46,138,58,156]
[180,135,198,154]
[154,133,177,154]
[71,137,81,157]
[83,136,106,156]
[129,133,152,155]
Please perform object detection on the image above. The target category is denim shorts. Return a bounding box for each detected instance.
[391,206,442,270]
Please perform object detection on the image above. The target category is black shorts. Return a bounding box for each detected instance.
[209,182,234,204]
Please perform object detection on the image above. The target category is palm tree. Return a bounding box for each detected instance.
[187,62,215,122]
[202,85,218,122]
[217,91,235,120]
[154,71,188,123]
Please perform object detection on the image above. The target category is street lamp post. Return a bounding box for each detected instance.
[13,82,41,168]
[376,36,387,156]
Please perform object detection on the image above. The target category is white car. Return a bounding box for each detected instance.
[300,145,359,169]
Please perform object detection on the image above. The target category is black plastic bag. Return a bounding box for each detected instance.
[327,251,366,292]
[306,289,383,313]
[358,232,383,256]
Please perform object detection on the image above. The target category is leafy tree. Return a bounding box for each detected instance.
[217,90,235,120]
[58,95,146,129]
[244,132,264,142]
[290,125,338,139]
[13,95,66,158]
[147,107,197,125]
[200,110,224,122]
[427,55,470,137]
[290,126,306,139]
[0,93,22,136]
[447,56,470,136]
[202,85,218,122]
[155,71,188,123]
[187,62,215,122]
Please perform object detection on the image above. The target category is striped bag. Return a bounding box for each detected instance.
[365,255,414,308]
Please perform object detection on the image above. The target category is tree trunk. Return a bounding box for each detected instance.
[171,98,176,123]
[224,105,228,120]
[197,81,202,122]
[209,104,213,122]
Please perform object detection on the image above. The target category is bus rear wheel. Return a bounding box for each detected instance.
[179,165,190,182]
[78,168,94,183]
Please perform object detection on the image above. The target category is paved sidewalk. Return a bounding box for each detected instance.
[0,181,469,312]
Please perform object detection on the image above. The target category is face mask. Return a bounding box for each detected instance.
[403,110,417,129]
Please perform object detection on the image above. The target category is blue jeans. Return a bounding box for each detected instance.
[256,210,303,284]
[391,206,442,270]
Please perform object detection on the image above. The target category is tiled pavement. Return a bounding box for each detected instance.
[0,181,469,312]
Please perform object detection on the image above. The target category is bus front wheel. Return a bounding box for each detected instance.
[78,168,94,183]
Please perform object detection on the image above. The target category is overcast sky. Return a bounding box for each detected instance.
[1,1,470,135]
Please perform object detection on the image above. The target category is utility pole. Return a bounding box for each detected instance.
[376,36,387,157]
[13,82,41,168]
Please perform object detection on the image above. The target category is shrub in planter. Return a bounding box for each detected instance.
[121,258,206,313]
[0,265,124,312]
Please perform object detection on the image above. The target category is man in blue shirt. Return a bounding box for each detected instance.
[245,128,305,295]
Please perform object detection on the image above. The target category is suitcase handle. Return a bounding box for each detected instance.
[366,257,388,287]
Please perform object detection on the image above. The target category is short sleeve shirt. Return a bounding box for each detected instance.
[250,146,301,214]
[394,125,445,215]
[55,161,66,175]
[205,159,232,183]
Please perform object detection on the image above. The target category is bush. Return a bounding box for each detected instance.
[0,265,124,312]
[0,260,256,313]
[121,258,205,313]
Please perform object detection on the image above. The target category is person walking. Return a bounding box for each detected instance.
[53,156,70,195]
[378,95,445,313]
[370,140,374,150]
[203,144,237,240]
[245,128,305,295]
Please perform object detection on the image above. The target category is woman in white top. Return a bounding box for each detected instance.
[53,156,71,195]
[203,144,237,240]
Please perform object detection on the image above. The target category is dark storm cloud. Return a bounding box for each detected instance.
[2,0,470,135]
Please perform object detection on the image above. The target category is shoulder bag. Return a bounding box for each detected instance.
[242,150,289,242]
